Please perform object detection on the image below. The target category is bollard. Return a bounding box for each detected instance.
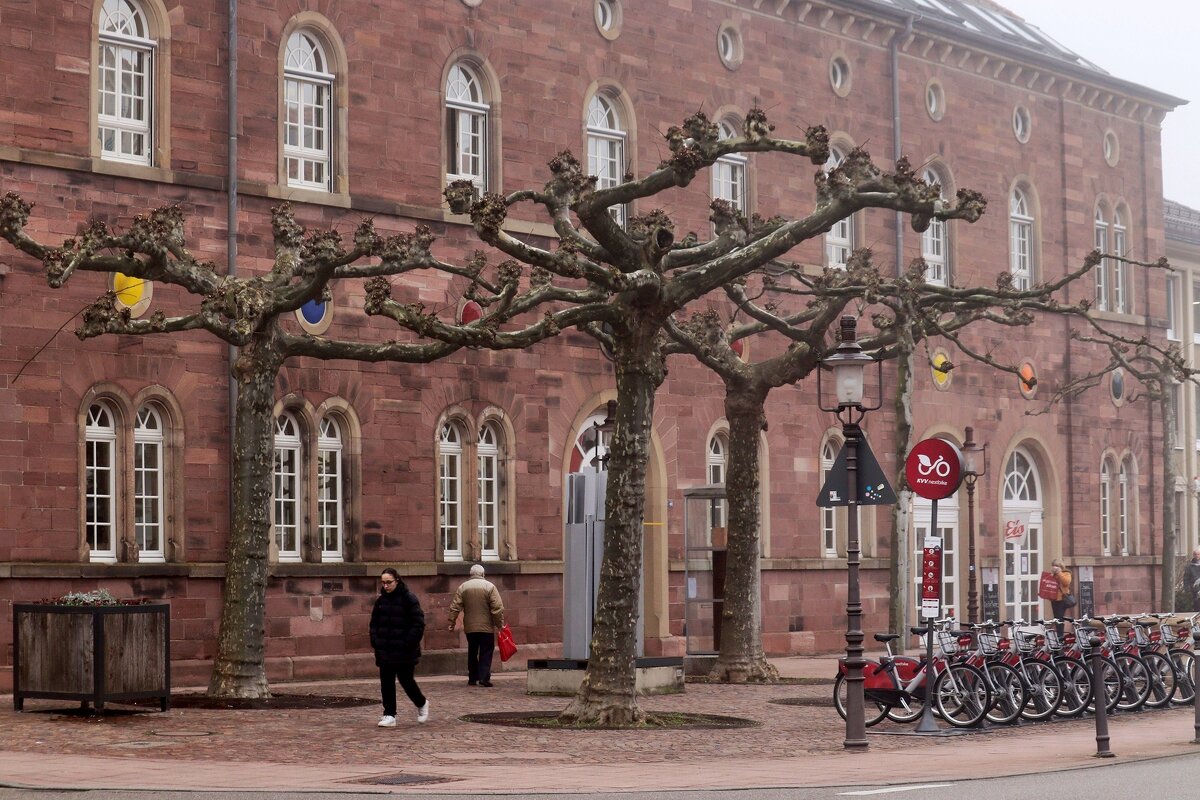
[1193,629,1200,744]
[1091,634,1115,758]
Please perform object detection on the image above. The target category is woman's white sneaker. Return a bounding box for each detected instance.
[417,701,430,723]
[377,715,397,727]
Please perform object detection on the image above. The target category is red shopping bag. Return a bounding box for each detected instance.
[1037,571,1060,601]
[497,623,518,662]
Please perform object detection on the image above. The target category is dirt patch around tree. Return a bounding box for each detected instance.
[167,693,378,710]
[461,710,759,730]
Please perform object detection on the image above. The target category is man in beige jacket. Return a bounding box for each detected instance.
[447,564,505,687]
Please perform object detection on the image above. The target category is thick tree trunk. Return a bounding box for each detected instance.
[710,384,778,682]
[888,348,915,649]
[207,339,283,698]
[1161,388,1179,611]
[561,329,664,725]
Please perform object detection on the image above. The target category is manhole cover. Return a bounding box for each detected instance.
[150,730,216,737]
[351,772,457,786]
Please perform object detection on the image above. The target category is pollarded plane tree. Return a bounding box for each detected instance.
[0,195,605,699]
[665,242,1113,680]
[443,108,986,723]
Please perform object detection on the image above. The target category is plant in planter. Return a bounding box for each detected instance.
[13,592,169,711]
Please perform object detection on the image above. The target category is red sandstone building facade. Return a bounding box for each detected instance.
[0,0,1184,689]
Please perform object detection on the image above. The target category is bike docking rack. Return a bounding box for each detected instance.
[834,612,1200,741]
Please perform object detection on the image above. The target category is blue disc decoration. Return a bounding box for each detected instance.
[301,299,327,325]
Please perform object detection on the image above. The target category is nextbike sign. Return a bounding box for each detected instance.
[904,438,964,501]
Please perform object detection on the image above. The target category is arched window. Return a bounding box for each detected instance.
[273,412,303,562]
[446,62,490,191]
[821,439,838,556]
[284,31,333,190]
[97,0,155,164]
[824,146,853,268]
[587,93,627,227]
[317,416,343,561]
[707,431,728,532]
[477,422,501,560]
[85,402,119,563]
[439,422,464,560]
[921,167,948,285]
[1002,448,1044,622]
[133,404,165,562]
[712,120,747,213]
[1100,458,1113,555]
[1009,187,1034,290]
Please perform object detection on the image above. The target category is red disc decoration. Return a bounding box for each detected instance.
[904,437,963,500]
[460,300,483,324]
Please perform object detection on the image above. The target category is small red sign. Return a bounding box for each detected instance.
[904,438,964,500]
[921,544,942,601]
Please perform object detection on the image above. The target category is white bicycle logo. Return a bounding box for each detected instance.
[916,453,951,478]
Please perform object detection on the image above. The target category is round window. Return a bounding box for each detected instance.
[1018,361,1037,399]
[829,55,851,97]
[931,351,953,391]
[1111,368,1125,405]
[1013,105,1031,143]
[1103,130,1119,167]
[717,24,743,70]
[925,80,945,121]
[595,0,621,39]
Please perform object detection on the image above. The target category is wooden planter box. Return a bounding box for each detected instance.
[13,603,170,711]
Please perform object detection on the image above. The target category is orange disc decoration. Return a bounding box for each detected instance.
[1018,362,1037,398]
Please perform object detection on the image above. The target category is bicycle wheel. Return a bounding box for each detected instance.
[1052,657,1092,718]
[1114,653,1152,711]
[983,661,1027,724]
[833,673,890,726]
[934,662,991,728]
[1170,650,1196,705]
[1084,655,1123,714]
[1141,651,1177,708]
[1018,659,1062,721]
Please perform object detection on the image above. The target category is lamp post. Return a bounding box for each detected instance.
[818,315,882,751]
[962,426,987,624]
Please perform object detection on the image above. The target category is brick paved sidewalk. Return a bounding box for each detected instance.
[1,657,1197,794]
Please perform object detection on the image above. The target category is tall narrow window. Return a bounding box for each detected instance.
[477,423,500,560]
[1094,207,1110,311]
[1167,274,1181,340]
[712,121,747,213]
[1118,460,1130,556]
[1100,460,1112,556]
[587,94,627,227]
[439,422,464,560]
[284,32,333,191]
[273,413,302,562]
[85,403,118,563]
[921,167,948,285]
[445,63,489,191]
[707,432,728,533]
[97,0,154,164]
[133,404,165,562]
[1009,188,1033,290]
[1112,209,1127,312]
[824,147,853,268]
[317,416,343,561]
[822,440,838,556]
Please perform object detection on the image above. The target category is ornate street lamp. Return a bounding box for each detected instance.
[962,426,988,624]
[818,315,882,751]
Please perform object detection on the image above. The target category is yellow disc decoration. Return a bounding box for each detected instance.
[931,351,952,389]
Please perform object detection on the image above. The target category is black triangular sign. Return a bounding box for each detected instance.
[816,434,896,507]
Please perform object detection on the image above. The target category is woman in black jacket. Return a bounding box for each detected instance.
[369,568,428,726]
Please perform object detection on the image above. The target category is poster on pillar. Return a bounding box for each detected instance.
[920,536,943,619]
[815,434,896,507]
[982,567,1001,623]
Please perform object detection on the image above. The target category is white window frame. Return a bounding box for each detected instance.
[1002,449,1043,623]
[821,440,838,557]
[587,94,627,227]
[133,404,165,563]
[824,148,853,269]
[707,432,728,535]
[712,122,747,213]
[439,422,464,561]
[97,0,155,165]
[1174,383,1185,450]
[477,423,500,561]
[1118,460,1130,556]
[446,63,489,191]
[1167,274,1181,341]
[1100,460,1112,556]
[1095,208,1110,311]
[921,168,948,286]
[85,403,119,563]
[1112,211,1128,313]
[273,413,303,563]
[284,32,333,191]
[1193,279,1200,346]
[1009,188,1033,290]
[317,416,343,562]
